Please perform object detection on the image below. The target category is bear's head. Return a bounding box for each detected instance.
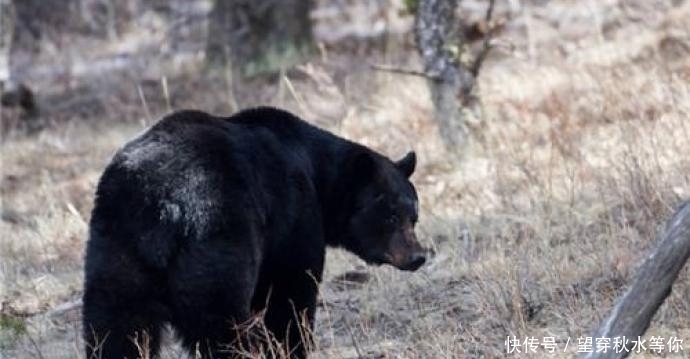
[341,150,427,271]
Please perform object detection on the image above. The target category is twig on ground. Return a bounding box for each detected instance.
[45,299,83,318]
[370,63,430,79]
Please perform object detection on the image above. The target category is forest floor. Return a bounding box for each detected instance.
[2,0,690,358]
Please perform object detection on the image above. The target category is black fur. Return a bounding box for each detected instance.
[83,107,424,359]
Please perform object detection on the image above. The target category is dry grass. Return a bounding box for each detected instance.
[2,0,690,358]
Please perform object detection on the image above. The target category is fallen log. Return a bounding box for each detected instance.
[580,201,690,359]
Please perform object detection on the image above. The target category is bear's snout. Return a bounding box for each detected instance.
[399,251,426,271]
[384,248,426,271]
[384,225,427,271]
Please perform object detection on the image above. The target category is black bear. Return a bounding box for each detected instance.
[83,107,426,359]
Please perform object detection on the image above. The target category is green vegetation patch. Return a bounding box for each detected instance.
[0,314,27,349]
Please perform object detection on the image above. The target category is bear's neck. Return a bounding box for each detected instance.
[244,112,372,248]
[307,139,373,248]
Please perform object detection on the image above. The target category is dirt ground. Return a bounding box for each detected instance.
[2,0,690,358]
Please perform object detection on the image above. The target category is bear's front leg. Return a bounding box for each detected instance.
[259,178,324,359]
[262,264,322,359]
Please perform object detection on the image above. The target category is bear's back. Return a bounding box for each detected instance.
[113,108,331,174]
[90,108,328,253]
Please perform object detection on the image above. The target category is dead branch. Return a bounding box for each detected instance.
[470,0,497,77]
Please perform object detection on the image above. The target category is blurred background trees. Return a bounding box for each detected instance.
[205,0,315,77]
[0,0,38,122]
[0,0,502,148]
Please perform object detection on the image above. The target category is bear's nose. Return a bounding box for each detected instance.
[403,252,426,271]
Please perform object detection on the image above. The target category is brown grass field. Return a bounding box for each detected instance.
[1,0,690,358]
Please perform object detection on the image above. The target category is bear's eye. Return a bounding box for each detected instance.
[387,215,399,226]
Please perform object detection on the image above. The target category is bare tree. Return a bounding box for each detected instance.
[580,202,690,359]
[206,0,314,78]
[413,0,495,150]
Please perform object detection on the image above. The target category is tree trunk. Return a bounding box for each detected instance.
[206,0,314,78]
[0,0,38,121]
[0,0,14,84]
[414,0,476,150]
[580,202,690,359]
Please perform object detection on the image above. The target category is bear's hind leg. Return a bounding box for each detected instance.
[170,238,260,359]
[173,285,257,359]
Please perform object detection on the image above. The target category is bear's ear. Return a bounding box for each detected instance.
[396,151,416,178]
